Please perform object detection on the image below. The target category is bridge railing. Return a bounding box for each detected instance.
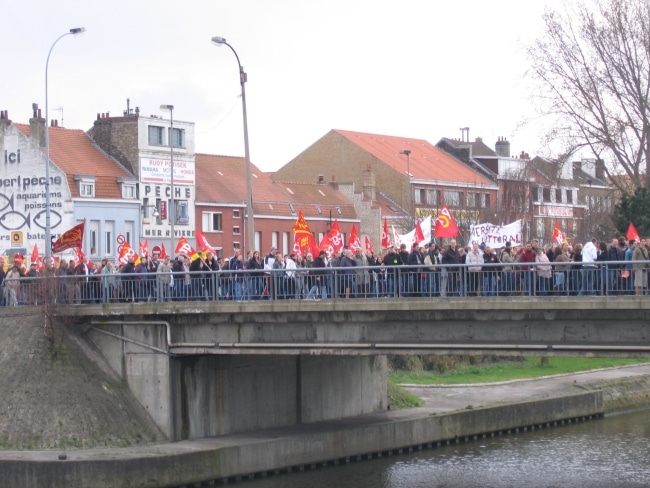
[0,260,645,306]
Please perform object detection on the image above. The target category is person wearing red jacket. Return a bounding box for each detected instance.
[517,241,536,296]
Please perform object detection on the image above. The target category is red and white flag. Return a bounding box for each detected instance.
[434,206,459,238]
[381,217,390,249]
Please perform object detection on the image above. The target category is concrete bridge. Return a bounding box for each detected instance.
[57,296,650,443]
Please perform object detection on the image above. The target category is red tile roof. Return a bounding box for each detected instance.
[15,123,134,198]
[195,153,358,219]
[335,130,495,186]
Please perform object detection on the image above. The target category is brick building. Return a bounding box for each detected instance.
[273,129,498,245]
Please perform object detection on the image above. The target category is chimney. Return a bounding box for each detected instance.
[0,110,11,129]
[595,159,605,180]
[495,136,511,157]
[363,165,376,201]
[317,174,325,184]
[28,103,46,148]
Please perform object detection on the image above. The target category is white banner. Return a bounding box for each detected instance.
[469,220,522,248]
[396,216,432,248]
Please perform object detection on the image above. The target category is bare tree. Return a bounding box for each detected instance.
[526,0,650,191]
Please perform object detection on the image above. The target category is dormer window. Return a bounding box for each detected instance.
[117,177,137,199]
[75,175,96,198]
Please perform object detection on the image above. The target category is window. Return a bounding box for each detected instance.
[233,226,240,235]
[567,191,573,204]
[233,242,240,250]
[89,220,99,257]
[174,200,189,225]
[481,193,490,208]
[148,126,163,145]
[168,127,185,148]
[543,188,551,203]
[414,188,424,205]
[444,190,462,207]
[555,189,562,203]
[105,221,114,256]
[124,221,133,253]
[467,192,478,207]
[426,189,439,206]
[536,219,544,239]
[80,182,95,197]
[202,212,222,232]
[233,209,240,218]
[121,184,136,199]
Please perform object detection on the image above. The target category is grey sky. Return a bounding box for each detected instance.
[2,0,560,172]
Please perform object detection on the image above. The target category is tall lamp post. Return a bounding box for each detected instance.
[400,149,412,227]
[44,27,85,263]
[211,36,255,253]
[160,105,175,250]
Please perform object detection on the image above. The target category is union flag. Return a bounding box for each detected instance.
[381,217,390,249]
[291,210,318,257]
[52,222,85,253]
[175,237,200,260]
[195,229,216,254]
[551,222,567,245]
[348,224,362,251]
[434,205,459,238]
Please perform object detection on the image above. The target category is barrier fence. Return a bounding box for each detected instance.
[0,260,646,306]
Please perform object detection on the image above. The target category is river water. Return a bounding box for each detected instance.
[231,409,650,488]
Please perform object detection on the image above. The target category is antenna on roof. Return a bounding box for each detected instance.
[53,106,63,127]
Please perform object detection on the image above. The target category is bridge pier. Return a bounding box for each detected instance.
[170,355,387,441]
[88,322,387,440]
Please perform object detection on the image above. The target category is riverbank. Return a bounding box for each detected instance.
[2,365,650,487]
[401,363,650,414]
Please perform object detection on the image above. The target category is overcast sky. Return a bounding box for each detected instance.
[2,0,562,172]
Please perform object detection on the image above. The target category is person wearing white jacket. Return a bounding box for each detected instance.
[578,238,598,296]
[466,242,483,296]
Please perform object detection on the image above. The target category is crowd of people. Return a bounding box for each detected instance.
[1,235,649,306]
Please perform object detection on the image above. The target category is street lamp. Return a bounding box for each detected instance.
[400,149,412,226]
[44,27,85,263]
[211,36,255,253]
[160,105,175,250]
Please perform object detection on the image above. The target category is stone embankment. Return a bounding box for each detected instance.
[0,309,164,451]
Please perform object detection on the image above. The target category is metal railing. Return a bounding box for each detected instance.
[0,260,646,306]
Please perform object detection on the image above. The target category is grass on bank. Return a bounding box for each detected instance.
[389,357,649,386]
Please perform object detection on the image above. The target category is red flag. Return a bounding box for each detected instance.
[414,219,425,244]
[319,233,334,259]
[118,241,140,265]
[52,222,85,253]
[195,229,216,254]
[348,224,361,251]
[434,206,459,238]
[291,210,318,256]
[381,218,390,249]
[551,222,566,245]
[627,222,640,242]
[365,236,374,253]
[175,237,200,260]
[329,219,344,254]
[30,243,43,269]
[160,243,168,259]
[73,247,86,265]
[139,240,149,257]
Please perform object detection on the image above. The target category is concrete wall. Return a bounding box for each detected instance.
[88,324,171,436]
[169,354,387,441]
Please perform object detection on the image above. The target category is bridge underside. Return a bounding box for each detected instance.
[58,296,650,440]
